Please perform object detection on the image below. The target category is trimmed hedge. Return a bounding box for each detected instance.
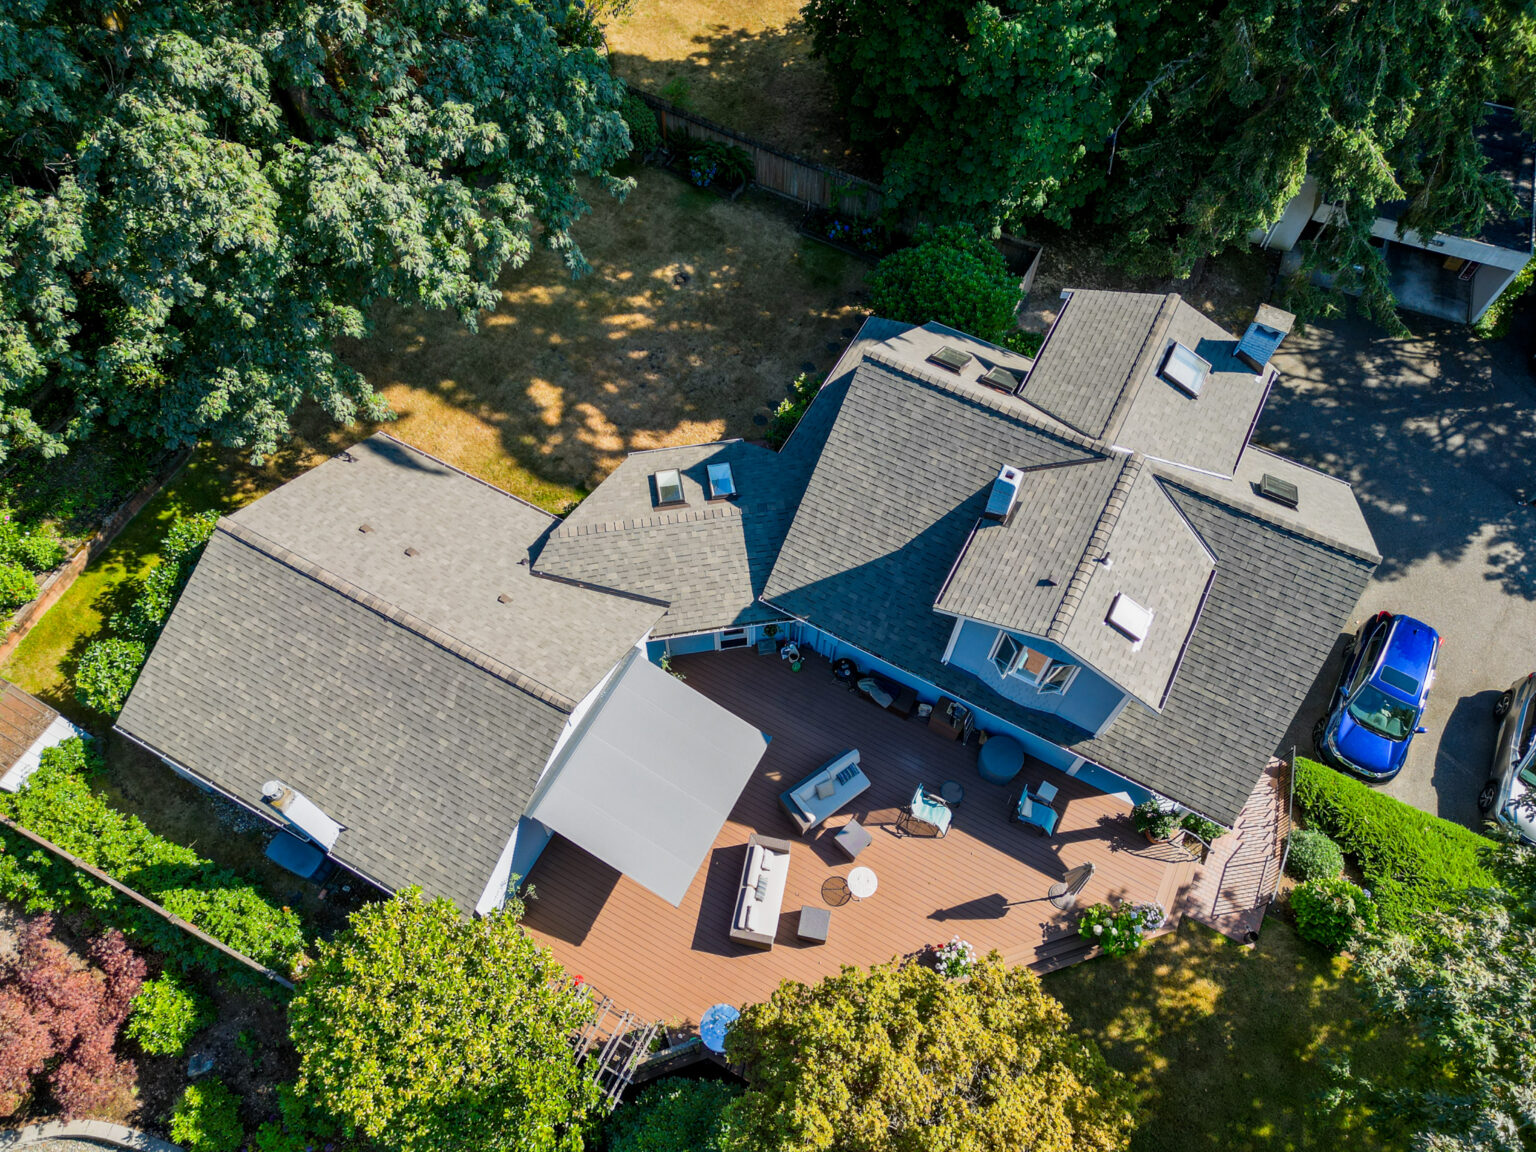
[0,738,307,980]
[1293,757,1494,933]
[1285,826,1344,882]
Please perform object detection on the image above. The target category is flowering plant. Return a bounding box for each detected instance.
[1077,902,1150,957]
[1129,901,1167,933]
[933,936,976,978]
[689,155,719,187]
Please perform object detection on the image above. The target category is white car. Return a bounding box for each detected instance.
[1479,673,1536,845]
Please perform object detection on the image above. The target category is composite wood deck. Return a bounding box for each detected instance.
[521,648,1197,1024]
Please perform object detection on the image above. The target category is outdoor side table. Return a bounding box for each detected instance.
[977,735,1025,785]
[846,866,878,901]
[940,780,964,806]
[797,905,831,943]
[699,1003,740,1054]
[834,817,872,859]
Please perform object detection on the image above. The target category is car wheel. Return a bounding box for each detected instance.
[1477,780,1499,812]
[1311,717,1328,755]
[1494,691,1514,720]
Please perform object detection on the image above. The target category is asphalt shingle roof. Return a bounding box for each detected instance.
[1075,479,1376,824]
[534,441,793,638]
[118,433,664,912]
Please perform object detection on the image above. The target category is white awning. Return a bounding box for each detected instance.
[528,650,770,906]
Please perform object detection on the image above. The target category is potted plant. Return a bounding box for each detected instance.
[1131,800,1179,843]
[1179,812,1225,845]
[933,936,976,978]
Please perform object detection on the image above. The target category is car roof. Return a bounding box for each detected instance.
[1373,614,1438,700]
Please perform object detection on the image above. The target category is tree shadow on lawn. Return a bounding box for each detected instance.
[1046,917,1416,1152]
[339,167,870,511]
[1256,311,1536,601]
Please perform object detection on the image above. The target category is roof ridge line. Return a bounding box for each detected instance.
[555,500,745,538]
[1156,473,1382,565]
[1101,293,1181,444]
[215,520,579,713]
[860,349,1108,456]
[1047,454,1143,643]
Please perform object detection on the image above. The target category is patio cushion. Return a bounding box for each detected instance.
[744,844,763,877]
[815,779,836,800]
[760,849,782,873]
[734,888,753,930]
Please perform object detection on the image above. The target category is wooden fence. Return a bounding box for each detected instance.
[634,92,885,219]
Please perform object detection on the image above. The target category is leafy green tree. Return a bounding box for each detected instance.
[1342,838,1536,1150]
[868,226,1020,343]
[802,0,1139,228]
[289,888,600,1152]
[0,0,633,466]
[722,955,1136,1152]
[1091,0,1536,329]
[603,1079,740,1152]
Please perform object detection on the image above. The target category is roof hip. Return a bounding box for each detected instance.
[1047,454,1142,643]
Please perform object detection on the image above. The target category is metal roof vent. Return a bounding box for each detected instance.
[1257,473,1300,508]
[980,365,1019,393]
[1159,342,1210,397]
[983,465,1024,523]
[358,523,373,533]
[1236,304,1295,372]
[1107,593,1154,648]
[404,547,419,557]
[928,346,973,373]
[707,461,736,500]
[261,780,344,850]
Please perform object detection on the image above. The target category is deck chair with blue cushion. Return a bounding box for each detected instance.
[900,783,952,837]
[1011,783,1060,837]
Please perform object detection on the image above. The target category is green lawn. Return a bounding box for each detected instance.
[1048,918,1413,1152]
[1,431,344,726]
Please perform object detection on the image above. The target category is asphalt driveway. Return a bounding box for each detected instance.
[1255,310,1536,828]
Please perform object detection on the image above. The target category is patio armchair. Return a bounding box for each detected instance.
[900,783,952,837]
[1011,782,1060,837]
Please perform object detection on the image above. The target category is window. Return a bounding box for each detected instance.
[719,627,750,650]
[707,462,736,500]
[928,346,973,373]
[1159,342,1209,397]
[653,468,685,506]
[990,633,1077,694]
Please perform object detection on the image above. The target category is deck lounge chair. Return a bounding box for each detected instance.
[900,783,952,837]
[1011,784,1060,836]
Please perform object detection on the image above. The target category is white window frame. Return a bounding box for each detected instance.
[718,627,751,650]
[988,632,1078,694]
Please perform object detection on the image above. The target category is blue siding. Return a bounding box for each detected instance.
[663,632,718,657]
[947,620,1124,733]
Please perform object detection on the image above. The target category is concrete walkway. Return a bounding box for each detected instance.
[1256,312,1536,826]
[0,1121,179,1150]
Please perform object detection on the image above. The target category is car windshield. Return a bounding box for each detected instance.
[1348,685,1419,741]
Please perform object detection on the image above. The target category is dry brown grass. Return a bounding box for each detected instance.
[343,167,869,509]
[605,0,867,172]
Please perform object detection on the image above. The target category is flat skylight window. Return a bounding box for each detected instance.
[980,365,1019,392]
[928,346,973,373]
[1107,593,1154,645]
[707,462,736,500]
[1257,473,1300,508]
[653,468,685,506]
[1159,342,1210,397]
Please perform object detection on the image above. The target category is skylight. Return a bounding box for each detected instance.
[1159,342,1210,397]
[928,346,973,373]
[653,468,685,506]
[707,462,736,500]
[1257,473,1299,508]
[980,365,1019,392]
[1107,593,1154,645]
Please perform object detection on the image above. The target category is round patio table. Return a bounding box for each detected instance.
[847,866,878,901]
[977,735,1025,785]
[699,1003,740,1054]
[940,780,964,805]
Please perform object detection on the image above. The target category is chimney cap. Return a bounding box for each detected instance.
[1252,303,1295,335]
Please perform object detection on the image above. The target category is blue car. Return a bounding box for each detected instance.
[1314,611,1439,781]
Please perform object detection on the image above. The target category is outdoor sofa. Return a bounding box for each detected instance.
[778,749,870,834]
[730,832,793,948]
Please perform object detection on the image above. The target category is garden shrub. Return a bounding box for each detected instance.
[74,638,148,716]
[1291,876,1379,953]
[603,1078,740,1152]
[0,914,145,1120]
[1293,757,1494,933]
[0,738,308,979]
[767,372,824,450]
[110,510,218,642]
[252,1083,351,1152]
[686,139,753,189]
[126,973,212,1056]
[0,505,68,575]
[620,92,659,157]
[1180,812,1225,843]
[1077,902,1147,957]
[1286,826,1344,882]
[172,1079,245,1152]
[0,562,37,611]
[868,224,1021,343]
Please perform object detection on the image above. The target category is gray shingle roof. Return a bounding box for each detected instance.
[1075,480,1376,824]
[117,531,571,912]
[1019,291,1172,437]
[534,441,792,638]
[763,355,1099,669]
[118,433,665,911]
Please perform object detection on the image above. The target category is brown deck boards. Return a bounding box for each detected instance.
[522,649,1193,1023]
